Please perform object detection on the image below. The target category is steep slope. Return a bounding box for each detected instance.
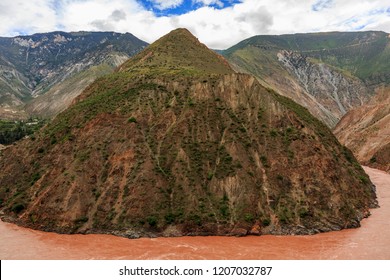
[24,64,114,118]
[0,31,147,119]
[334,87,390,172]
[223,31,390,127]
[0,29,377,237]
[118,28,232,76]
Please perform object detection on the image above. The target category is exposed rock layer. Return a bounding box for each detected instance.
[334,87,390,173]
[223,31,389,128]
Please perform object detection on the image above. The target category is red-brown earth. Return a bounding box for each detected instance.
[0,167,388,260]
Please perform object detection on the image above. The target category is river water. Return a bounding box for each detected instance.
[1,167,389,260]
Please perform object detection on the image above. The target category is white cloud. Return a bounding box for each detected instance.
[312,0,333,12]
[150,0,184,10]
[0,0,389,49]
[0,0,57,36]
[194,0,224,8]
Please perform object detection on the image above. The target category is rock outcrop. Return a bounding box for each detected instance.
[334,87,390,173]
[277,51,370,127]
[223,31,389,128]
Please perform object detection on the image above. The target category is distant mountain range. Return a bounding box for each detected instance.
[223,31,390,128]
[0,31,147,119]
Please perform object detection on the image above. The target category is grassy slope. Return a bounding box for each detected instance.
[119,28,233,77]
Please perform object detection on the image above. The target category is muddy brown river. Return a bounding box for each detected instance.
[1,167,389,260]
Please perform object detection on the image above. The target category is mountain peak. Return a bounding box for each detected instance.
[119,28,233,76]
[165,27,194,37]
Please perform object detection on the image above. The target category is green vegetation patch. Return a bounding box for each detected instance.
[0,118,46,145]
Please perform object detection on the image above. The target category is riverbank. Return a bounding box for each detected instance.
[0,166,389,259]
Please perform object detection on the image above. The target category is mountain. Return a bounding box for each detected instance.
[0,31,147,119]
[334,86,390,173]
[0,28,377,237]
[223,31,390,127]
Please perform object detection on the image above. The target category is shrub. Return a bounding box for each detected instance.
[50,137,57,145]
[147,216,158,227]
[343,146,354,163]
[298,207,309,218]
[260,155,269,167]
[164,213,175,224]
[358,175,369,184]
[74,216,89,223]
[244,213,255,223]
[11,203,25,213]
[262,218,270,226]
[30,172,41,186]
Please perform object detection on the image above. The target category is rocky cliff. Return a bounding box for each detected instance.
[0,31,147,119]
[223,31,389,128]
[276,50,370,127]
[0,29,377,237]
[334,87,390,173]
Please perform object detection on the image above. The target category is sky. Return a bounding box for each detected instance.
[0,0,389,49]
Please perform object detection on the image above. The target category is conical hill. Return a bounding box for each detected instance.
[118,28,233,77]
[0,29,377,237]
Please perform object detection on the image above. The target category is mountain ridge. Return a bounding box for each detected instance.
[0,31,148,119]
[223,31,390,127]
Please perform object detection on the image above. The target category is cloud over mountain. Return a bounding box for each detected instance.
[0,0,389,49]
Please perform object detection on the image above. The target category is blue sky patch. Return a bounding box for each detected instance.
[137,0,242,16]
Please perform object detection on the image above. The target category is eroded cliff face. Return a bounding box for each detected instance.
[0,65,31,119]
[224,31,389,128]
[334,87,390,173]
[277,51,371,127]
